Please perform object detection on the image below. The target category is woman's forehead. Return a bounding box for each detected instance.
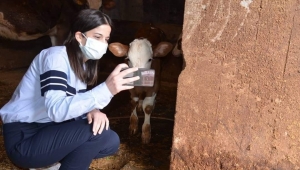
[88,24,111,37]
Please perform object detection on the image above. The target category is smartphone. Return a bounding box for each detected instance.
[122,68,155,87]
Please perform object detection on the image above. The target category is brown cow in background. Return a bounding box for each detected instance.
[0,0,104,46]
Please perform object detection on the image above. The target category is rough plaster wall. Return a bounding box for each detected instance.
[171,0,300,169]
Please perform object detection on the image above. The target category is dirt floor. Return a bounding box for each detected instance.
[0,30,183,169]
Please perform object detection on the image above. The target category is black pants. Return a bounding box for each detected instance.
[3,119,120,170]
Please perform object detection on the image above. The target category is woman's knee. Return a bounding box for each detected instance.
[94,129,120,158]
[102,129,119,150]
[109,130,120,152]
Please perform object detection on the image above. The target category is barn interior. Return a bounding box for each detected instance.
[0,0,185,169]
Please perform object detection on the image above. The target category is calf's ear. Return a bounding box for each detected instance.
[153,42,173,57]
[108,42,129,57]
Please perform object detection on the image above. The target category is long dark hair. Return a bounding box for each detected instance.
[65,9,112,85]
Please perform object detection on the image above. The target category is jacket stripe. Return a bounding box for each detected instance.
[40,70,76,96]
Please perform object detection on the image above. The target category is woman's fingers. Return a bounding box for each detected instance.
[96,117,109,134]
[98,119,105,134]
[105,64,140,95]
[87,113,92,124]
[105,117,109,130]
[93,121,100,135]
[118,76,140,91]
[122,76,140,84]
[119,67,138,77]
[89,110,109,135]
[109,63,130,76]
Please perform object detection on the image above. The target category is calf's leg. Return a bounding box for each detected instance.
[142,93,156,144]
[129,97,139,135]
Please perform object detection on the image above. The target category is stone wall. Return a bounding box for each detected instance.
[171,0,300,169]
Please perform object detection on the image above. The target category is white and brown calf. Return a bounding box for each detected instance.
[109,38,173,144]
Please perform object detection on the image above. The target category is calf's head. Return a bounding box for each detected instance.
[109,38,173,68]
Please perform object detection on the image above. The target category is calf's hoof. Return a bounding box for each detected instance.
[129,115,138,135]
[142,124,151,144]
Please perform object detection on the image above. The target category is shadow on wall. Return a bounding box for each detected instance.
[0,36,52,70]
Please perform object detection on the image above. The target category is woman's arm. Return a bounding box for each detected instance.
[44,82,113,122]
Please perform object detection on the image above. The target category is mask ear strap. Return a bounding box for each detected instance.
[81,33,88,39]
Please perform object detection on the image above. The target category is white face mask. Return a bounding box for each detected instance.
[79,33,108,60]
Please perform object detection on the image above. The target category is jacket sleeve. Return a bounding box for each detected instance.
[44,83,113,122]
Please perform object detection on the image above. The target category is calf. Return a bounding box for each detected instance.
[109,38,173,144]
[0,0,103,46]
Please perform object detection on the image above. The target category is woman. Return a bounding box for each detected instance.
[0,9,139,170]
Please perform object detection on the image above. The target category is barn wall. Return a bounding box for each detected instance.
[171,0,300,169]
[0,0,184,70]
[102,0,184,24]
[0,36,51,69]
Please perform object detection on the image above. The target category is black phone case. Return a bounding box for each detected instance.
[124,68,155,87]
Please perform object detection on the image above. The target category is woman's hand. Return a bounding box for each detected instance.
[87,109,109,135]
[105,63,140,95]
